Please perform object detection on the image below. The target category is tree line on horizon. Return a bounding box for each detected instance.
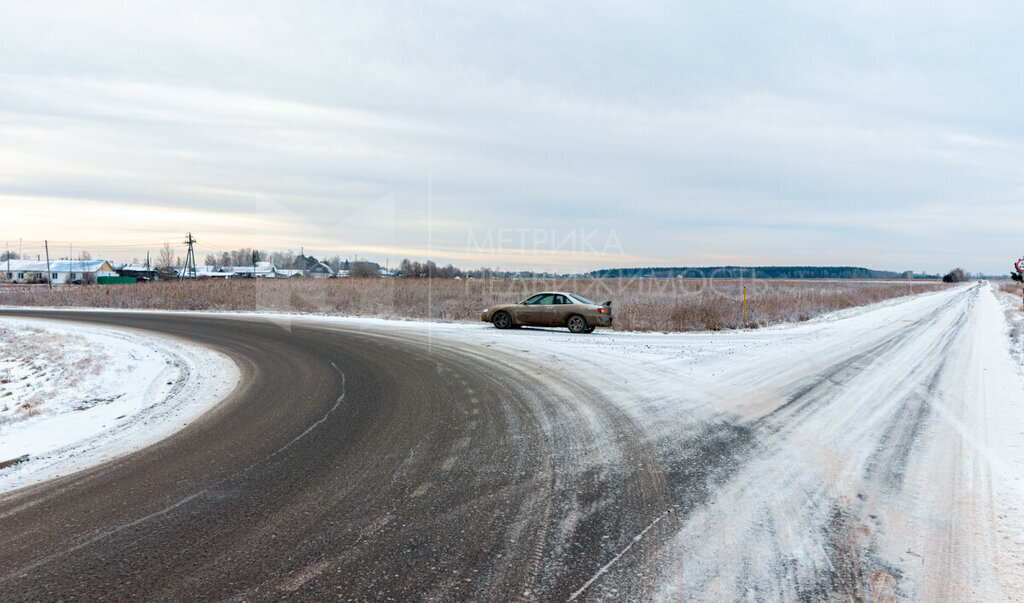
[1,247,983,282]
[585,266,935,280]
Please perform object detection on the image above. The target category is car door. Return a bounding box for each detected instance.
[551,294,574,326]
[517,294,555,326]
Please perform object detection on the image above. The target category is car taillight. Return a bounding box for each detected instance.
[598,307,607,314]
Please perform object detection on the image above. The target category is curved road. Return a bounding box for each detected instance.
[0,311,672,600]
[0,285,1017,599]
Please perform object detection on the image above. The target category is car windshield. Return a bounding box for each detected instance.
[569,294,595,305]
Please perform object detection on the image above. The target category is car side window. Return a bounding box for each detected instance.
[538,294,556,305]
[554,295,569,304]
[524,294,545,305]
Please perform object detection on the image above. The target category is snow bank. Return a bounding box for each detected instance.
[0,317,239,493]
[988,285,1024,593]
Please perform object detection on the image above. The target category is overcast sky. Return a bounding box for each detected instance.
[2,1,1022,273]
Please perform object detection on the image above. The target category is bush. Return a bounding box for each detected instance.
[349,261,380,278]
[942,268,967,283]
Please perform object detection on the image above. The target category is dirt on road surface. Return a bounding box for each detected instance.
[0,282,1020,600]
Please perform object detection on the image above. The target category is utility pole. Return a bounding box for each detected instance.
[44,240,52,289]
[5,241,9,281]
[181,232,197,280]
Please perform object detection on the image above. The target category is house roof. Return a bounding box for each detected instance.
[292,255,335,275]
[3,260,49,272]
[3,259,115,272]
[230,266,276,274]
[192,265,231,274]
[120,263,157,271]
[49,260,115,272]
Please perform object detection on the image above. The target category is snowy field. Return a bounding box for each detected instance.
[0,317,239,493]
[998,283,1024,366]
[1,281,1021,597]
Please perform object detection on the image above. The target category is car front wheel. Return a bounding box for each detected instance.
[567,314,588,334]
[492,311,512,329]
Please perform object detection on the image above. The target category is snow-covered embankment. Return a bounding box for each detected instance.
[0,317,239,493]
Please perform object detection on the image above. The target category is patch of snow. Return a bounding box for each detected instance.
[0,317,239,493]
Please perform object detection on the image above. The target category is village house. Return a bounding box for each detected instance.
[292,254,335,278]
[2,259,117,284]
[221,261,278,279]
[116,263,159,281]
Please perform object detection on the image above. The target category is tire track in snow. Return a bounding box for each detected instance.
[652,284,992,600]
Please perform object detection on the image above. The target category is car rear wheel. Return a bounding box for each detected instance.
[492,311,512,329]
[567,314,588,333]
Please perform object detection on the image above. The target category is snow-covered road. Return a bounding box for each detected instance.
[513,282,1024,599]
[641,282,1024,600]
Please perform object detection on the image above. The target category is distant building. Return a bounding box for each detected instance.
[2,259,117,284]
[2,259,48,283]
[222,261,277,279]
[190,265,234,279]
[292,254,335,278]
[117,263,159,281]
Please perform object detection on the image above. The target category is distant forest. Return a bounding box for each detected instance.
[585,266,937,280]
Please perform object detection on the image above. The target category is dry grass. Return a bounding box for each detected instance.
[0,323,109,424]
[0,278,948,332]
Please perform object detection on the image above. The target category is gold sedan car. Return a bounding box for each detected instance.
[481,292,612,333]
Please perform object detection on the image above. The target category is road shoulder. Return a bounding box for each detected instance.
[0,316,239,494]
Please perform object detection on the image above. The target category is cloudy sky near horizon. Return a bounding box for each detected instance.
[2,1,1023,273]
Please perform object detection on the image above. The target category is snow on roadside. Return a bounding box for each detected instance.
[988,284,1024,594]
[997,282,1024,365]
[0,317,239,493]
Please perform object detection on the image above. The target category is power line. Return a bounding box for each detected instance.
[181,233,197,281]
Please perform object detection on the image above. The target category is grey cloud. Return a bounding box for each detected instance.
[1,1,1022,272]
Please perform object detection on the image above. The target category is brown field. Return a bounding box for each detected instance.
[0,278,949,332]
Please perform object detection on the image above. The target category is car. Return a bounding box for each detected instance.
[481,292,612,333]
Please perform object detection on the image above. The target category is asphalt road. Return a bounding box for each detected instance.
[0,311,673,600]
